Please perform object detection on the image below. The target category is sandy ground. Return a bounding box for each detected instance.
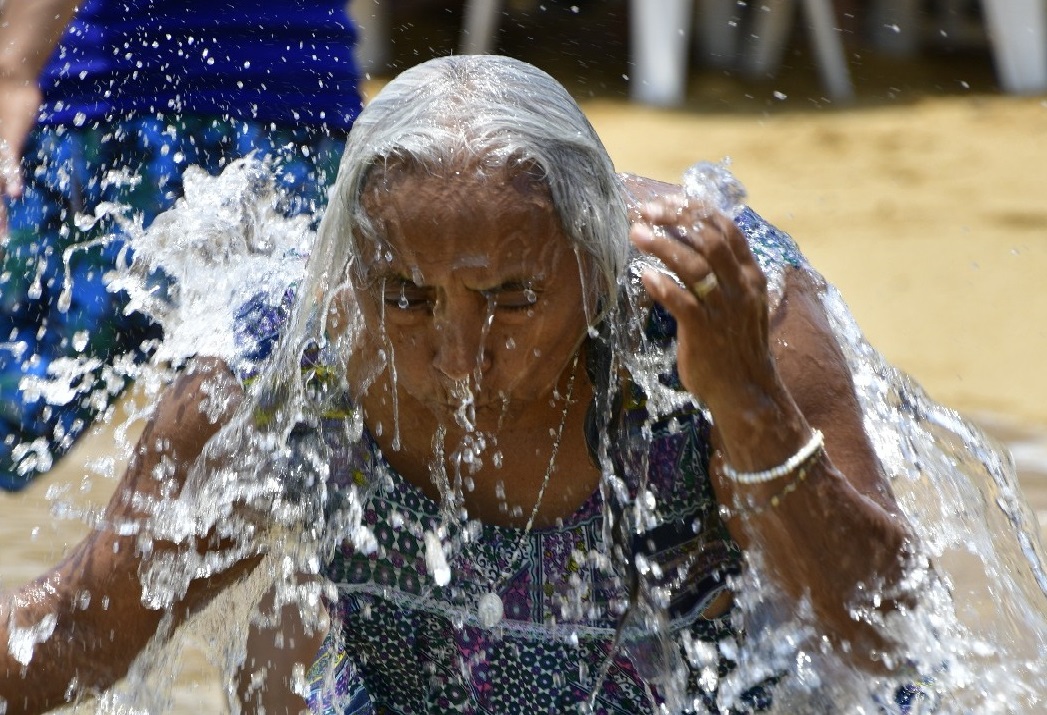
[591,95,1047,434]
[3,34,1047,713]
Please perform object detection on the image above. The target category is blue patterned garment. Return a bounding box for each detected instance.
[0,0,360,491]
[36,0,361,132]
[0,118,348,490]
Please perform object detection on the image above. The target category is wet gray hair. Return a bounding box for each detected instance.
[298,54,629,334]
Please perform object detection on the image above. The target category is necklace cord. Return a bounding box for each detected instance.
[499,350,582,575]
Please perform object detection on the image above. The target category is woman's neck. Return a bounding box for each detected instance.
[361,374,601,529]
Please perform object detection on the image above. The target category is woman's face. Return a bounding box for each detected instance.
[352,164,590,430]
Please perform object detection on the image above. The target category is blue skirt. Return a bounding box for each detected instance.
[0,115,345,490]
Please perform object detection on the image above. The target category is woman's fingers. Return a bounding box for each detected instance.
[630,218,728,313]
[630,197,766,304]
[638,266,701,318]
[630,221,716,293]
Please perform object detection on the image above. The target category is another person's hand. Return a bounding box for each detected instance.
[0,78,42,235]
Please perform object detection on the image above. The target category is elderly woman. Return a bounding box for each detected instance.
[0,56,928,714]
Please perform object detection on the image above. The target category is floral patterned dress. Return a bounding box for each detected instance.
[303,396,766,714]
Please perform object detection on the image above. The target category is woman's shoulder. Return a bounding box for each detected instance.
[618,168,807,275]
[151,357,244,449]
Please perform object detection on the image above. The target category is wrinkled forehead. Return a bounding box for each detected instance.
[362,152,551,207]
[352,157,569,282]
[359,155,557,239]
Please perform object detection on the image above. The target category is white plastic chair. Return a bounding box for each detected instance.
[630,0,854,106]
[980,0,1047,93]
[349,0,504,72]
[741,0,854,99]
[422,0,855,105]
[353,0,857,104]
[871,0,1047,94]
[460,0,502,55]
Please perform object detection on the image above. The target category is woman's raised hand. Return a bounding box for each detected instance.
[628,194,777,418]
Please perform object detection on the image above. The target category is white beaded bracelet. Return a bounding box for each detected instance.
[723,429,825,485]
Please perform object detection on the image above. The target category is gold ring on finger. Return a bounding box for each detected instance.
[690,273,719,301]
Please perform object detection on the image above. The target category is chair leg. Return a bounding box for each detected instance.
[742,0,852,101]
[802,0,854,100]
[629,0,695,105]
[980,0,1047,93]
[741,0,796,78]
[460,0,503,55]
[696,0,744,68]
[867,0,922,56]
[347,0,392,74]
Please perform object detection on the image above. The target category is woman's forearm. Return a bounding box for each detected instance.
[1,359,255,712]
[1,518,265,713]
[707,271,920,666]
[0,0,80,85]
[0,532,168,714]
[714,438,916,656]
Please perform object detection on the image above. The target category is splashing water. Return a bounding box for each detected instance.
[106,159,314,368]
[7,613,58,667]
[17,156,1047,713]
[683,160,1047,710]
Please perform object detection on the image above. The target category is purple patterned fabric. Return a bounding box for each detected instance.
[307,406,751,714]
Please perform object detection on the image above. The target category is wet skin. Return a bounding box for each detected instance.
[344,164,602,528]
[0,168,923,714]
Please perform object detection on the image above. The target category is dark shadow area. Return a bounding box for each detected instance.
[370,0,1003,114]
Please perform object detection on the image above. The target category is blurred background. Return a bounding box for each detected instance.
[4,1,1047,710]
[348,0,1022,102]
[345,0,1047,470]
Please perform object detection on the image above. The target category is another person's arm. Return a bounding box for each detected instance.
[0,358,259,714]
[0,0,80,205]
[627,180,918,668]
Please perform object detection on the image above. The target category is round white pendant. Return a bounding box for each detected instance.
[478,591,504,628]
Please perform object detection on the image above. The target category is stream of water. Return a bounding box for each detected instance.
[4,157,1047,713]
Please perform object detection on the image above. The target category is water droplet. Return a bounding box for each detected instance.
[8,613,57,666]
[424,531,451,586]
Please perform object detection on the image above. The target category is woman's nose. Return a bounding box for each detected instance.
[431,314,492,382]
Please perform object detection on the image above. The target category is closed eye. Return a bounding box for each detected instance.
[484,282,539,312]
[382,279,433,311]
